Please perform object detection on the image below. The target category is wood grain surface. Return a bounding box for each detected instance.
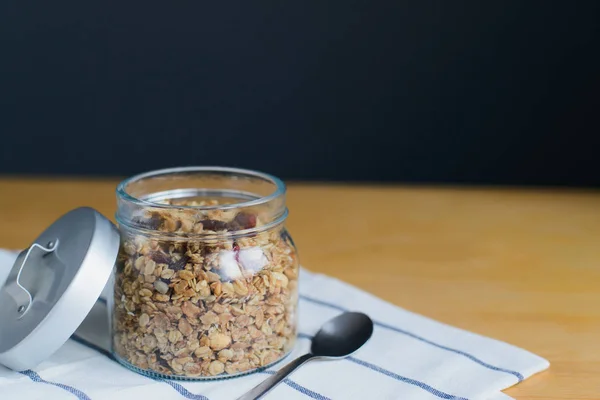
[0,177,598,399]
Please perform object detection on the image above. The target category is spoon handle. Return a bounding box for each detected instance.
[237,353,315,400]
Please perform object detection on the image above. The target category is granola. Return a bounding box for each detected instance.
[112,201,299,378]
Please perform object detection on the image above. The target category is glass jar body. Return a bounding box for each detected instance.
[110,168,299,380]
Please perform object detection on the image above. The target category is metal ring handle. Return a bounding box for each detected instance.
[11,240,59,318]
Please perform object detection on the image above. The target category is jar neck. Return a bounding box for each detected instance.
[115,167,287,237]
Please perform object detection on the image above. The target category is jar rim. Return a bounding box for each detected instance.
[116,166,286,211]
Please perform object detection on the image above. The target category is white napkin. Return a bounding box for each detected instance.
[0,249,549,400]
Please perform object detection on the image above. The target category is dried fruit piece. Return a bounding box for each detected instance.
[228,212,257,230]
[132,214,162,230]
[200,219,227,232]
[169,256,189,271]
[150,251,171,264]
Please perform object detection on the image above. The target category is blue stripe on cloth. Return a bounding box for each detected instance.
[71,334,211,400]
[297,333,468,400]
[20,370,91,400]
[347,357,469,400]
[299,294,524,381]
[156,380,210,400]
[261,370,331,400]
[156,370,328,400]
[71,332,326,400]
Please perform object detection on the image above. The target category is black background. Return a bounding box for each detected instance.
[1,1,599,186]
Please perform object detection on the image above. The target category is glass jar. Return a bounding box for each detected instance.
[110,167,299,379]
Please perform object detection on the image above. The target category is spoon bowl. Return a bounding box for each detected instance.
[237,311,374,400]
[311,312,374,358]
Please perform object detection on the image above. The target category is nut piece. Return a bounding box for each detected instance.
[161,268,175,279]
[174,280,188,294]
[233,280,249,296]
[178,318,194,337]
[139,313,150,327]
[208,360,225,376]
[194,346,212,359]
[254,309,264,328]
[200,311,219,326]
[218,349,234,362]
[236,315,251,328]
[271,272,289,288]
[181,301,201,319]
[154,280,169,294]
[154,293,170,302]
[143,260,157,276]
[184,362,203,376]
[209,333,231,351]
[179,270,195,280]
[169,330,183,343]
[153,313,170,329]
[210,281,222,296]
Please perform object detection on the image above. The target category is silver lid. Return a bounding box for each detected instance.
[0,207,119,371]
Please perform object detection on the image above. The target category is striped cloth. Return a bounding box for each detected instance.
[0,249,548,400]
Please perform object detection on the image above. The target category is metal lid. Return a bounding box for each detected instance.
[0,207,119,371]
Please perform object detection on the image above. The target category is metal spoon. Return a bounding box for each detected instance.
[237,312,374,400]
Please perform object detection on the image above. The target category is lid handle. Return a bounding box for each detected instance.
[5,240,59,318]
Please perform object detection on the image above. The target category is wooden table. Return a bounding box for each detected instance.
[1,178,598,399]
